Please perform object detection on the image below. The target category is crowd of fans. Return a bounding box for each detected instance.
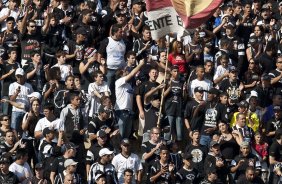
[0,0,282,183]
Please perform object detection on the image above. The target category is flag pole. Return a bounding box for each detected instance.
[157,36,170,128]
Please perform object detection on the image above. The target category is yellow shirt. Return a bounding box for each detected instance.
[230,112,260,132]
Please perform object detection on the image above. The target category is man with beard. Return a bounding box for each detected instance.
[266,106,282,142]
[0,157,18,184]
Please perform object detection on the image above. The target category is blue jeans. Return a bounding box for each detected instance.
[11,111,25,134]
[106,69,117,92]
[164,116,183,141]
[116,110,132,139]
[1,96,9,115]
[200,135,212,147]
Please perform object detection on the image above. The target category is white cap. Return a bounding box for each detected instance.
[99,148,113,157]
[15,68,25,76]
[95,173,105,181]
[27,92,42,100]
[64,159,78,167]
[249,90,258,98]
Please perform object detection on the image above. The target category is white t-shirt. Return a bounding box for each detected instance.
[106,37,126,70]
[0,8,19,31]
[213,65,230,81]
[189,78,213,100]
[115,77,133,111]
[9,162,33,184]
[51,63,72,81]
[34,117,63,142]
[8,82,33,112]
[112,153,143,184]
[88,82,110,117]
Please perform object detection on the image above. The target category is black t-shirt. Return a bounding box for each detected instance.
[269,140,282,166]
[50,156,67,175]
[257,53,276,74]
[165,79,183,117]
[0,29,20,52]
[184,144,208,177]
[144,103,159,132]
[236,175,264,184]
[254,86,274,108]
[176,167,198,184]
[88,115,113,135]
[219,79,241,103]
[22,62,45,91]
[43,24,64,55]
[266,118,282,137]
[135,80,160,102]
[141,141,160,171]
[219,137,239,160]
[200,102,226,135]
[269,69,282,93]
[184,99,200,131]
[86,141,114,164]
[20,32,42,61]
[0,61,19,96]
[150,160,176,184]
[231,153,261,180]
[0,171,19,184]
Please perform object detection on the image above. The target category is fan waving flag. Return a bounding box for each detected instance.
[145,0,223,40]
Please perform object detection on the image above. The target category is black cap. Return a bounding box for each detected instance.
[115,10,126,17]
[194,86,204,93]
[0,157,10,164]
[171,65,179,70]
[191,129,200,135]
[226,22,235,29]
[35,163,43,169]
[98,105,111,114]
[261,73,271,81]
[229,66,238,72]
[210,141,219,148]
[76,27,88,35]
[237,100,249,108]
[132,0,142,5]
[97,130,107,138]
[62,142,78,152]
[121,138,130,145]
[273,106,282,111]
[207,88,220,95]
[42,127,53,137]
[183,154,193,160]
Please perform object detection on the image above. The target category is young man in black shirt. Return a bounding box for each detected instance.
[150,146,176,184]
[269,129,282,184]
[269,56,282,94]
[176,154,198,184]
[184,130,208,181]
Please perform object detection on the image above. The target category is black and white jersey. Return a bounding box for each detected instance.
[88,162,118,184]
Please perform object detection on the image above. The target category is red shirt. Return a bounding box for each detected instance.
[168,53,187,73]
[252,142,268,158]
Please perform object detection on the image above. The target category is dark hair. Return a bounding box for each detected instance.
[220,92,229,97]
[15,148,28,160]
[56,50,66,58]
[6,17,15,22]
[160,145,169,152]
[49,67,61,80]
[126,51,136,59]
[245,166,255,173]
[43,103,55,111]
[220,39,231,48]
[30,99,41,111]
[265,40,276,52]
[69,91,79,101]
[111,24,122,35]
[27,20,36,27]
[124,168,133,175]
[101,96,111,104]
[65,75,74,82]
[7,48,17,54]
[142,25,150,32]
[30,51,41,58]
[93,70,103,79]
[4,130,14,136]
[81,9,93,16]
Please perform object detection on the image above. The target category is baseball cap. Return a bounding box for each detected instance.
[95,173,106,181]
[98,105,111,115]
[76,27,88,35]
[64,159,78,167]
[15,68,25,76]
[35,163,43,169]
[237,100,249,108]
[240,141,249,148]
[229,66,238,72]
[99,148,114,157]
[183,154,193,160]
[27,92,42,100]
[132,0,142,5]
[279,2,282,6]
[121,138,130,146]
[261,73,271,81]
[42,127,54,137]
[194,86,204,93]
[0,157,10,164]
[210,141,219,148]
[226,22,235,29]
[207,88,219,95]
[97,130,107,138]
[62,142,78,152]
[84,47,97,58]
[273,106,282,111]
[115,10,126,17]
